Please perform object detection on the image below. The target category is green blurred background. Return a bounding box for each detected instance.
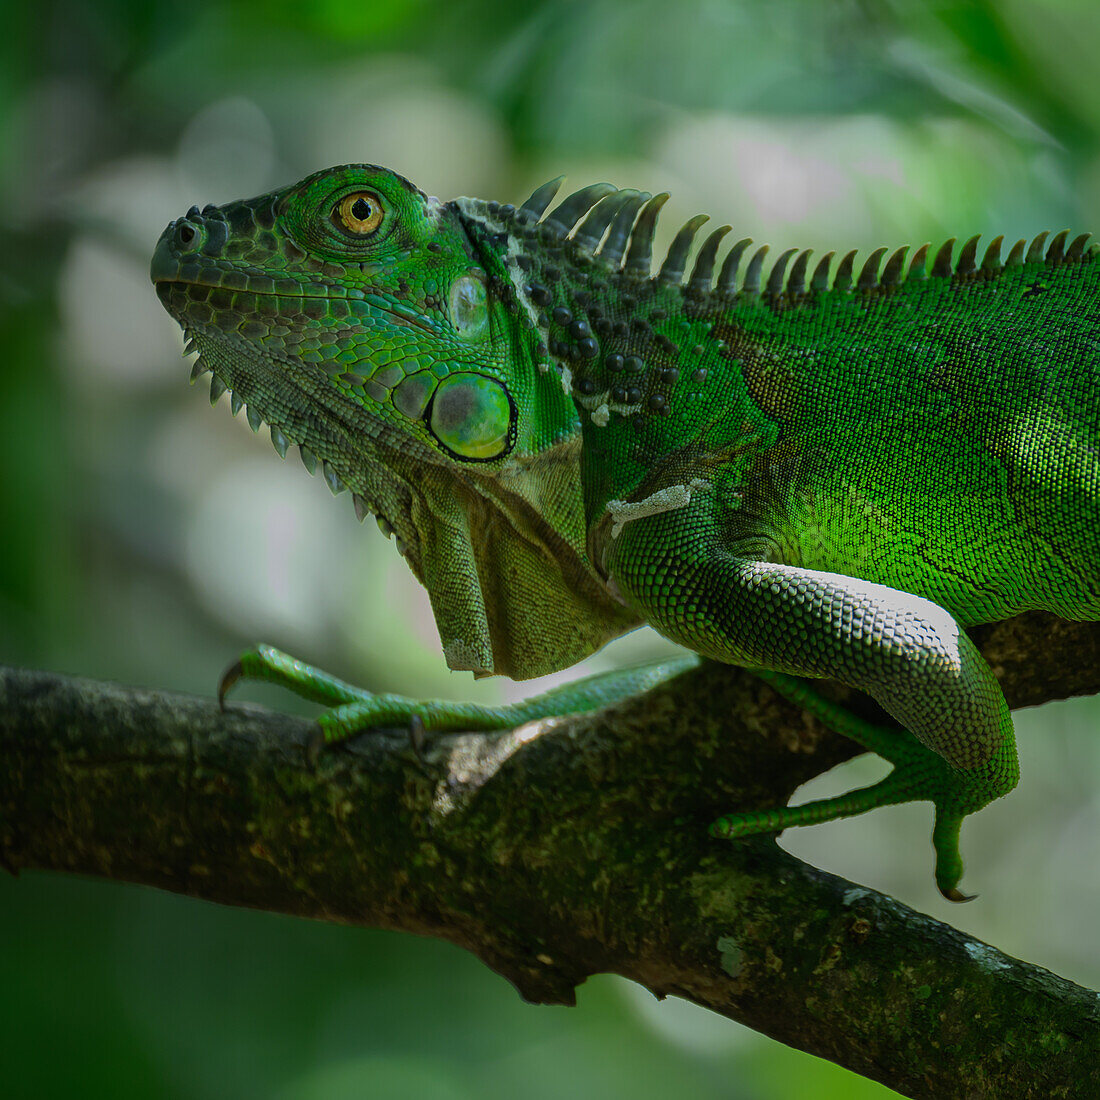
[2,1,1099,1096]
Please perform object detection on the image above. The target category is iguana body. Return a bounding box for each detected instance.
[151,165,1100,898]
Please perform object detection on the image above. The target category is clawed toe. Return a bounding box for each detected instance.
[939,885,977,903]
[218,659,244,709]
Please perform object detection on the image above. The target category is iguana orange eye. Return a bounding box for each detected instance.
[334,192,384,236]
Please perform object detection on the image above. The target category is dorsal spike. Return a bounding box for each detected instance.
[573,190,638,253]
[1005,239,1026,266]
[908,244,929,279]
[658,214,709,285]
[787,249,813,296]
[1067,232,1092,261]
[623,193,671,277]
[1046,229,1069,264]
[833,250,857,291]
[931,238,956,278]
[688,225,732,293]
[543,182,618,238]
[716,237,753,294]
[519,177,565,219]
[599,192,651,267]
[857,247,888,290]
[881,246,908,287]
[743,245,770,294]
[1025,232,1048,264]
[270,425,290,458]
[766,248,798,296]
[810,251,834,291]
[980,235,1004,272]
[956,235,980,275]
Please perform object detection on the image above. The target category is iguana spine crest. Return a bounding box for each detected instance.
[504,178,1096,304]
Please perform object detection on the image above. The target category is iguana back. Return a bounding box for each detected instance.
[564,232,1100,628]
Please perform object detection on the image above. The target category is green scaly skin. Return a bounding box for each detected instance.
[151,165,1100,899]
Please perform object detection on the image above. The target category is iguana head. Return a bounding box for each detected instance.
[151,164,640,678]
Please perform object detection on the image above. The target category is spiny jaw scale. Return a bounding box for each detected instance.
[177,328,402,533]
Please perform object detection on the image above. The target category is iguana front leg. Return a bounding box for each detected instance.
[221,643,697,745]
[604,497,1020,900]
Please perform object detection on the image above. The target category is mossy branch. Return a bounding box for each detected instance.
[1,611,1098,1099]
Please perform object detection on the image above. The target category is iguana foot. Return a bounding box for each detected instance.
[222,645,430,755]
[708,764,984,901]
[709,670,1018,900]
[219,644,510,750]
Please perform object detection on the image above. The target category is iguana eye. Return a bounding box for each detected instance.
[333,192,384,236]
[428,373,513,460]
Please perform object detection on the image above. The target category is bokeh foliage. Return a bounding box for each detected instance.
[2,1,1099,1096]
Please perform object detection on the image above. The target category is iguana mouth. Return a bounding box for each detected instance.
[152,277,438,340]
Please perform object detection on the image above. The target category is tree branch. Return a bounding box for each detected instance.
[2,611,1098,1099]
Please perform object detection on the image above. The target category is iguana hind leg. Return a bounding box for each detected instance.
[606,498,1021,899]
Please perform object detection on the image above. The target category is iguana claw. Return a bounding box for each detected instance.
[939,886,978,903]
[218,659,244,709]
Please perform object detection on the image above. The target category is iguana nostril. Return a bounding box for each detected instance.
[176,222,197,248]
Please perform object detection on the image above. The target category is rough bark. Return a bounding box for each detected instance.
[1,610,1098,1099]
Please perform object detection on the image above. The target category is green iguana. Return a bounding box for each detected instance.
[151,164,1100,899]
